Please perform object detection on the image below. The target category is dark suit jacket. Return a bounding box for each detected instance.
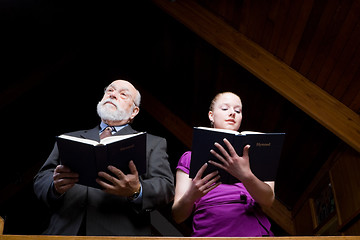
[34,125,174,236]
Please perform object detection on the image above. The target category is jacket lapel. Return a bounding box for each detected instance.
[80,126,101,142]
[79,125,138,141]
[113,125,138,136]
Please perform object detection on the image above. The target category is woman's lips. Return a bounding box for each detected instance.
[225,119,236,124]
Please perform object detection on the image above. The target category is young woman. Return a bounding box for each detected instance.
[172,92,275,237]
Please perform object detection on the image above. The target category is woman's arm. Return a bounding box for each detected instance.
[209,139,275,208]
[172,164,220,223]
[241,176,275,208]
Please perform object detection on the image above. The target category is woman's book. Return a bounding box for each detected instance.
[56,132,146,188]
[190,127,285,183]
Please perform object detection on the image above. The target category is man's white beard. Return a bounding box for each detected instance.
[97,99,132,122]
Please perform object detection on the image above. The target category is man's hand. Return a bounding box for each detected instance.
[97,160,141,197]
[53,165,79,195]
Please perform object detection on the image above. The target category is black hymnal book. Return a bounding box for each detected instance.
[56,132,146,188]
[190,127,285,184]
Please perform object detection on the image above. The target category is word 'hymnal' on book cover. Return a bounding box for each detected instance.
[57,132,146,188]
[190,127,285,184]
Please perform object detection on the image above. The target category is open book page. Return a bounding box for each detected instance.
[99,132,145,145]
[196,127,264,135]
[58,135,99,146]
[58,132,145,146]
[196,126,240,135]
[240,131,264,135]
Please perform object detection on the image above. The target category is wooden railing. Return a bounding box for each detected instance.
[0,217,4,235]
[1,236,360,240]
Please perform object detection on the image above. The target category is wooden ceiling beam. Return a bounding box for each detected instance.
[152,0,360,154]
[135,83,193,149]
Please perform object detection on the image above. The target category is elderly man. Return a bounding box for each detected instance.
[34,80,174,236]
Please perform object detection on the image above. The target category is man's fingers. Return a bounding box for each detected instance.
[53,172,79,180]
[96,177,115,190]
[54,177,78,194]
[55,177,78,186]
[55,165,73,173]
[128,160,138,176]
[54,165,79,181]
[98,171,118,184]
[53,165,79,194]
[107,165,126,179]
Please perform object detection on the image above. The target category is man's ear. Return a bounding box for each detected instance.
[130,106,140,122]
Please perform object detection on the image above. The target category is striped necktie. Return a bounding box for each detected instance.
[100,126,115,140]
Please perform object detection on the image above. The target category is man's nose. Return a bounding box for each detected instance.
[109,92,117,100]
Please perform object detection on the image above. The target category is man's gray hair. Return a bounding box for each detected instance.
[134,90,141,107]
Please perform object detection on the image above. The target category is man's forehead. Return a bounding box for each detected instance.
[110,80,136,92]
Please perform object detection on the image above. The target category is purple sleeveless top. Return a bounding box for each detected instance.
[176,151,273,237]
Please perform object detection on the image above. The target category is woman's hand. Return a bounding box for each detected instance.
[172,163,221,223]
[209,138,275,208]
[209,138,252,182]
[187,163,221,202]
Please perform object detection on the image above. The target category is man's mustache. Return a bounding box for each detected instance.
[102,99,119,108]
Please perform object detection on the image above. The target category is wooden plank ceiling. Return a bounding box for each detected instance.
[196,0,360,114]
